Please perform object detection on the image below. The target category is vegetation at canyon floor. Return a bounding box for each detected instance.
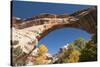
[55,34,97,63]
[12,33,97,66]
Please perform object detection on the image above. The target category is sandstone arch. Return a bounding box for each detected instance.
[38,7,97,40]
[12,7,97,40]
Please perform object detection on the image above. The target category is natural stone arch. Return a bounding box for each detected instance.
[12,7,97,41]
[12,6,97,52]
[35,7,97,40]
[11,7,97,64]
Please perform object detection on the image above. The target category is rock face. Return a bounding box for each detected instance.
[11,7,97,65]
[70,6,97,34]
[12,7,97,40]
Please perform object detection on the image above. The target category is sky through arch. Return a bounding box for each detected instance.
[39,28,91,54]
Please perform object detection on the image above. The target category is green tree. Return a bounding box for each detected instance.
[57,49,69,63]
[79,41,97,61]
[74,37,86,50]
[91,34,97,44]
[79,34,97,62]
[67,49,81,63]
[57,43,81,63]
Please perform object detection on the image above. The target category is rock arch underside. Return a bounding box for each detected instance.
[11,6,97,64]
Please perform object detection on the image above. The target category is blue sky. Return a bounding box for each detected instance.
[39,28,91,54]
[12,1,93,54]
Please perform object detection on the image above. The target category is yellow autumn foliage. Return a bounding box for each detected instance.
[38,44,48,55]
[34,44,48,64]
[35,55,47,64]
[67,49,81,63]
